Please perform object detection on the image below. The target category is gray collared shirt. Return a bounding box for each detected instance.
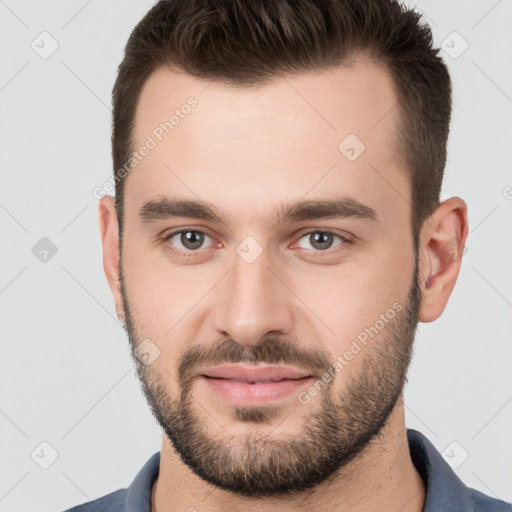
[63,429,511,511]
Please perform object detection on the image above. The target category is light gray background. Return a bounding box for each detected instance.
[0,1,511,511]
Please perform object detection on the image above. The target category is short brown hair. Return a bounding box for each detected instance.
[112,0,451,248]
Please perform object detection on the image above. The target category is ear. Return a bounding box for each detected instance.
[418,197,468,323]
[98,195,125,325]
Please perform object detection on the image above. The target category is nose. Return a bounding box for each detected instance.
[213,245,294,346]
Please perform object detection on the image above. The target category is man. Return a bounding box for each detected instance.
[66,0,511,511]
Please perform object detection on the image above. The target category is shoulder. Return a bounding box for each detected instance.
[60,451,160,512]
[469,488,512,511]
[61,488,127,512]
[407,429,511,511]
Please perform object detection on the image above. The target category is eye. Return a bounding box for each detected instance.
[295,230,348,252]
[163,229,215,255]
[161,228,351,259]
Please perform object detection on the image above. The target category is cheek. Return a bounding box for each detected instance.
[122,239,198,322]
[122,243,214,367]
[294,248,413,351]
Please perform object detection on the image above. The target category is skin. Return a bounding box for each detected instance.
[99,57,468,511]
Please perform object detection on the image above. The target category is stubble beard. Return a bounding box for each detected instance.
[120,253,422,497]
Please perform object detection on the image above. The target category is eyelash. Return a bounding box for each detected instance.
[161,228,351,258]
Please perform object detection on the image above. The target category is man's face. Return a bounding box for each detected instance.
[119,59,421,496]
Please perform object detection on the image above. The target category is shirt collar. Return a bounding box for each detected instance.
[125,451,160,512]
[407,428,473,511]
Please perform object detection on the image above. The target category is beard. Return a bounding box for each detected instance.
[119,250,422,497]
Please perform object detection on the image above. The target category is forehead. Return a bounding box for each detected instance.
[126,58,409,229]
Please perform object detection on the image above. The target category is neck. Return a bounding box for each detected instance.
[151,397,425,512]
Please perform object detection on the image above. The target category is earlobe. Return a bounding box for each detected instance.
[418,197,468,323]
[98,195,125,324]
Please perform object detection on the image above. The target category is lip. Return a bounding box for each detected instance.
[198,365,315,406]
[200,364,313,382]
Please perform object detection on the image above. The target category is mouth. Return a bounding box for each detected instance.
[209,378,305,384]
[200,364,313,381]
[198,365,315,405]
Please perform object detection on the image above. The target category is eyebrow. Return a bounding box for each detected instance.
[139,196,379,227]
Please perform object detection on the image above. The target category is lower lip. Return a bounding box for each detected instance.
[201,376,315,406]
